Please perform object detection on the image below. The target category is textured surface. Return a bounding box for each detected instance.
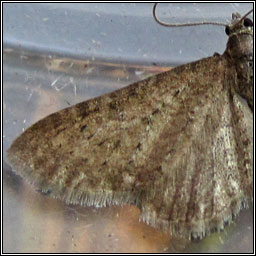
[7,11,253,240]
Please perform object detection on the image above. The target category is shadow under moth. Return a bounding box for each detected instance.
[7,4,253,240]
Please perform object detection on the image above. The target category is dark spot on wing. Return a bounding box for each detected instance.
[152,109,160,115]
[80,124,87,132]
[98,140,106,146]
[76,102,100,119]
[174,90,180,97]
[88,134,94,140]
[109,101,119,111]
[136,142,142,151]
[55,126,67,136]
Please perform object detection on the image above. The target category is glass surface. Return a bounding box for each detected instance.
[3,3,253,253]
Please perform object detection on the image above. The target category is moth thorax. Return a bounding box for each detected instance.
[225,32,253,111]
[226,32,253,60]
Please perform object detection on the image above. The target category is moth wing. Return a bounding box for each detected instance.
[7,55,252,238]
[139,62,253,239]
[7,62,185,206]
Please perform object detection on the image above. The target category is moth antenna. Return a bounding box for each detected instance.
[153,3,229,27]
[240,8,253,21]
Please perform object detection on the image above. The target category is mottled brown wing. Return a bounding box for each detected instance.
[7,54,252,238]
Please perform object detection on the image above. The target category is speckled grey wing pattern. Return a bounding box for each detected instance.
[7,53,252,238]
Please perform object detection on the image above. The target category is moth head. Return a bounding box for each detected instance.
[225,11,253,58]
[225,12,253,36]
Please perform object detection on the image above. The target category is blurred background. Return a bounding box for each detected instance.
[3,3,254,253]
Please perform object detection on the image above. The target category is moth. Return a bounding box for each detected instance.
[7,4,253,240]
